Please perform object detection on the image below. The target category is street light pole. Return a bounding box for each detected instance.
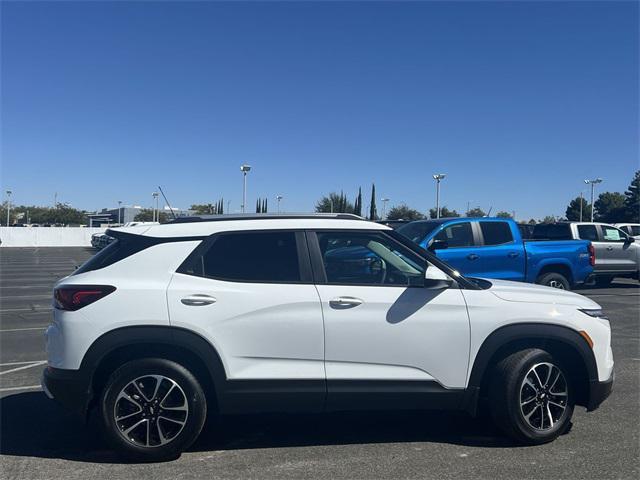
[6,190,12,226]
[579,191,584,222]
[584,178,603,222]
[276,195,283,213]
[381,198,389,219]
[117,201,122,225]
[240,164,252,213]
[432,174,446,219]
[152,192,159,222]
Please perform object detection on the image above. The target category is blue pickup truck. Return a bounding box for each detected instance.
[393,217,594,290]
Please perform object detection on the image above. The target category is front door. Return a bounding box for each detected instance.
[597,225,637,273]
[309,230,471,410]
[430,221,485,277]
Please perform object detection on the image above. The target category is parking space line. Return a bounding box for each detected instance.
[0,327,48,332]
[0,307,52,313]
[0,361,47,376]
[0,385,42,392]
[0,360,46,366]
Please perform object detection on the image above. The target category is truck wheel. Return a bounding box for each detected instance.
[537,272,570,290]
[100,358,207,462]
[489,348,574,445]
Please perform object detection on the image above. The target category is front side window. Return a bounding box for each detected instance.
[601,226,627,243]
[480,221,514,246]
[180,231,302,283]
[577,225,598,241]
[434,222,474,248]
[317,231,425,286]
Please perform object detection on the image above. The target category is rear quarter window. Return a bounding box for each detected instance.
[480,222,514,245]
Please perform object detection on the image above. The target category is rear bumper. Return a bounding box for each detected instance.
[41,366,92,419]
[587,370,614,411]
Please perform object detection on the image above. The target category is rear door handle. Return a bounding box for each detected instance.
[467,254,479,260]
[508,252,520,258]
[181,294,217,306]
[329,296,363,309]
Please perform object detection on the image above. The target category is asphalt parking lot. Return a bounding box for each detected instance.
[0,247,638,479]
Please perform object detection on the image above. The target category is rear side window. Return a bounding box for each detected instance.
[179,231,302,283]
[74,235,148,275]
[532,223,572,240]
[480,222,513,245]
[434,222,474,247]
[577,225,598,241]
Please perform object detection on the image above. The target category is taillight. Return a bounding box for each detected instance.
[588,244,596,266]
[54,285,116,311]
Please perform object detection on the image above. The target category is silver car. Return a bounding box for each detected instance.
[569,222,639,286]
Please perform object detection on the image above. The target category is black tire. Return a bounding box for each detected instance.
[594,276,614,287]
[489,348,574,445]
[537,272,571,290]
[100,358,207,462]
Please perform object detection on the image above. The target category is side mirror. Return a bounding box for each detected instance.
[625,236,635,244]
[424,266,453,289]
[428,240,448,252]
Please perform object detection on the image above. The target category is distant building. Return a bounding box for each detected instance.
[87,205,193,227]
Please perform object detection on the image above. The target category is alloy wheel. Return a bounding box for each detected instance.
[519,362,568,431]
[113,375,189,447]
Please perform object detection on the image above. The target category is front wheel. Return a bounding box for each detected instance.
[100,358,207,461]
[489,348,574,444]
[537,272,571,290]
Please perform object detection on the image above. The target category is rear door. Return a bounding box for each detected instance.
[597,225,637,273]
[167,230,325,411]
[477,220,525,281]
[430,221,484,276]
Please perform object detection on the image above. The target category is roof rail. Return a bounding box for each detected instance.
[167,213,365,224]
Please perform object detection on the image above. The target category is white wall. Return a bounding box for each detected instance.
[0,227,106,247]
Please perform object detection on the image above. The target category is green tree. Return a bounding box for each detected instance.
[315,192,354,213]
[428,206,460,219]
[565,196,592,221]
[134,209,168,222]
[495,211,512,219]
[541,215,556,223]
[466,207,486,218]
[354,187,362,216]
[190,203,216,214]
[528,218,537,224]
[387,204,425,221]
[594,191,626,223]
[623,170,640,222]
[369,184,377,220]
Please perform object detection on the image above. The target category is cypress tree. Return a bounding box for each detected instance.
[369,184,377,220]
[264,198,268,213]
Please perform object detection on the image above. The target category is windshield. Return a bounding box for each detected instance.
[396,221,441,243]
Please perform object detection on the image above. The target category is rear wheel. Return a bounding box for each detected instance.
[100,358,207,461]
[489,348,574,445]
[537,272,571,290]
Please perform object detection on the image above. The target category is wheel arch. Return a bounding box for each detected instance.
[536,261,574,285]
[81,326,227,418]
[463,323,598,415]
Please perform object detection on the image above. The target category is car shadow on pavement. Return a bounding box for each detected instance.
[0,392,516,464]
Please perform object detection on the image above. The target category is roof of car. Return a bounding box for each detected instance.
[108,213,389,238]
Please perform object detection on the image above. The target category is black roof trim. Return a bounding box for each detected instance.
[167,213,365,224]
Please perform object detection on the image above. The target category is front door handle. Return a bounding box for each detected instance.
[329,296,363,309]
[606,246,613,251]
[467,254,480,260]
[181,294,217,306]
[508,252,520,258]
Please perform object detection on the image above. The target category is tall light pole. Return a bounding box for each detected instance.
[584,178,603,222]
[240,164,252,213]
[381,198,390,219]
[117,201,122,224]
[432,174,446,219]
[5,190,12,226]
[276,195,283,213]
[579,191,584,221]
[152,192,159,222]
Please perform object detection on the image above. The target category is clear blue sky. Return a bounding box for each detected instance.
[1,1,638,219]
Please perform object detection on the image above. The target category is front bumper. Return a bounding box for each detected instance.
[41,366,92,419]
[587,370,614,411]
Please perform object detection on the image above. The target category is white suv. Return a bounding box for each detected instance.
[43,214,614,461]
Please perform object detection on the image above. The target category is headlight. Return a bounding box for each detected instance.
[579,308,609,320]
